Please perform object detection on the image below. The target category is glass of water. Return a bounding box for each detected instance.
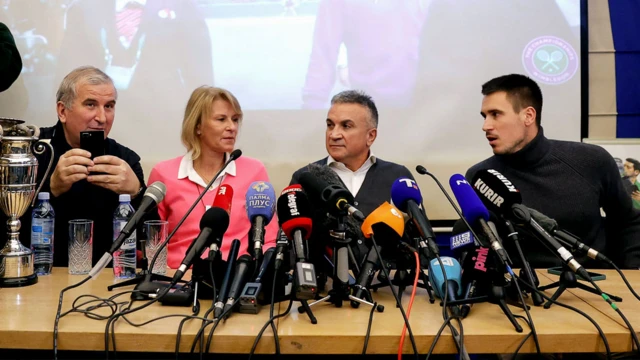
[144,220,168,275]
[68,219,93,275]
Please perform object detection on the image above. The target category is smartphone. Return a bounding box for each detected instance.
[80,130,105,159]
[547,266,606,281]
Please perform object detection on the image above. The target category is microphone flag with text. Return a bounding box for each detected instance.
[245,181,276,260]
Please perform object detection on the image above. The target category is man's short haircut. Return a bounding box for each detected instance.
[481,74,543,127]
[330,90,378,128]
[56,66,116,109]
[626,158,640,172]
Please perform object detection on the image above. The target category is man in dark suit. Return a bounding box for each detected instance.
[290,90,414,271]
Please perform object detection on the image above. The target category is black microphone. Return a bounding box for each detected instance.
[526,206,613,264]
[274,228,290,271]
[223,254,255,318]
[239,248,276,314]
[214,239,240,319]
[471,169,593,282]
[172,207,230,284]
[90,182,167,277]
[350,245,381,308]
[298,171,365,221]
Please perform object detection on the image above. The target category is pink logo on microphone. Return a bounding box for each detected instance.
[522,36,578,85]
[472,247,489,272]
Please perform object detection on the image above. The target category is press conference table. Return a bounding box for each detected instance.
[0,268,638,355]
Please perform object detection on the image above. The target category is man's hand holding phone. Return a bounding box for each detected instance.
[87,156,140,196]
[50,149,93,197]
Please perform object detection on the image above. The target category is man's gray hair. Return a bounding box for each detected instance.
[56,66,117,109]
[330,90,378,128]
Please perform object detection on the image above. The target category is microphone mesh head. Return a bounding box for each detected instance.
[145,181,167,203]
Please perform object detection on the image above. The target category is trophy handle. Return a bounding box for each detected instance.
[31,140,55,207]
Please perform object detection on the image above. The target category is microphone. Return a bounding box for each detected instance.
[172,207,230,284]
[274,228,290,271]
[350,245,381,308]
[449,174,510,266]
[90,182,167,277]
[144,150,241,275]
[245,181,276,260]
[207,184,234,261]
[223,254,256,318]
[298,171,365,221]
[277,185,317,300]
[390,177,440,257]
[239,247,276,314]
[471,170,593,281]
[428,256,463,315]
[361,202,406,250]
[526,206,612,264]
[450,221,489,317]
[214,239,240,319]
[277,185,313,262]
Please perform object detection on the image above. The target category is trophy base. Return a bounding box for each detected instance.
[0,272,37,287]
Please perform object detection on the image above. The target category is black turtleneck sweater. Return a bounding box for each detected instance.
[466,128,640,269]
[0,121,146,267]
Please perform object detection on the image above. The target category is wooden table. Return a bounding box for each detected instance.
[0,268,637,355]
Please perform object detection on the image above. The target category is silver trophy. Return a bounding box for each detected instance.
[0,118,53,287]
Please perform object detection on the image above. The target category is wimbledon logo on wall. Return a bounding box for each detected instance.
[522,36,578,85]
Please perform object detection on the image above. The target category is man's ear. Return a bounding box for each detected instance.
[523,106,537,127]
[367,128,377,147]
[57,102,67,123]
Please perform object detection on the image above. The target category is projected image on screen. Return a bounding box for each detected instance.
[0,0,581,207]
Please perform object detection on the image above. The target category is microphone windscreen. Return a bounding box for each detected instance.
[277,185,313,239]
[361,202,405,239]
[200,207,231,236]
[213,184,234,214]
[298,171,328,202]
[449,174,490,224]
[299,165,363,241]
[390,177,423,212]
[229,149,242,160]
[527,206,558,232]
[145,181,167,204]
[428,256,462,298]
[470,169,522,214]
[245,181,276,224]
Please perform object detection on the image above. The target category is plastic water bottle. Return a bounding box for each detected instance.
[113,194,136,279]
[31,192,55,275]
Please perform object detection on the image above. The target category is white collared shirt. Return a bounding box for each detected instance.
[327,153,376,196]
[178,151,236,191]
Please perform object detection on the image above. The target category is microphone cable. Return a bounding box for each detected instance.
[369,235,419,359]
[505,265,541,356]
[514,273,613,360]
[398,250,421,360]
[248,264,287,359]
[586,279,640,353]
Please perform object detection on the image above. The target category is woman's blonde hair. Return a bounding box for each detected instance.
[181,86,243,160]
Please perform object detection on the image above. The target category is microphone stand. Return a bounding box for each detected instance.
[300,212,380,321]
[538,264,622,309]
[448,263,527,333]
[107,239,176,296]
[502,218,544,306]
[124,151,241,299]
[369,252,433,306]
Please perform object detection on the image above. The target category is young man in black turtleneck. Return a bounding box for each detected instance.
[466,74,640,269]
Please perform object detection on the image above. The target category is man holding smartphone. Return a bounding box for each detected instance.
[7,66,147,268]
